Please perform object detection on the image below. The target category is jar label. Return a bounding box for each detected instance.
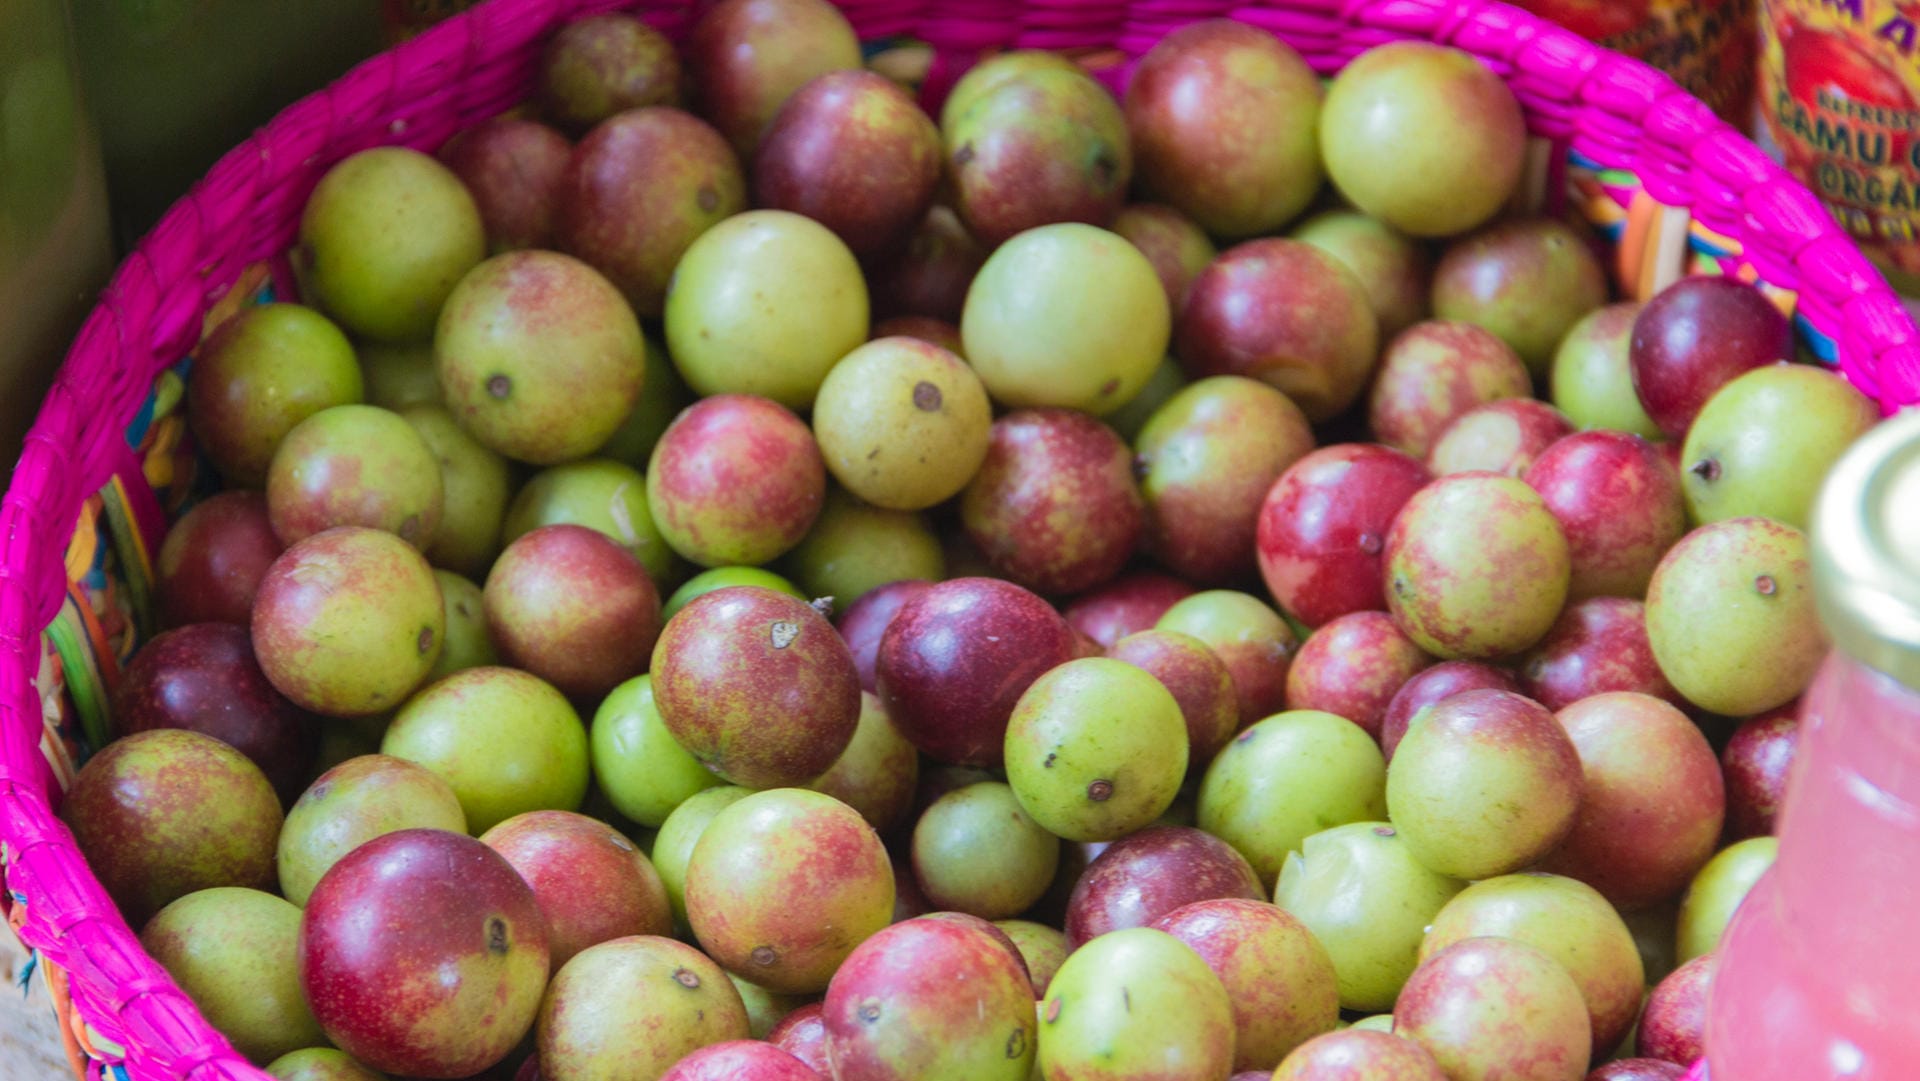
[1762,0,1920,289]
[1516,0,1759,121]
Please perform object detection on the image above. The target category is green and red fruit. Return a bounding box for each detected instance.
[1379,661,1520,761]
[1393,937,1590,1081]
[1066,826,1265,947]
[1524,429,1686,599]
[276,753,467,907]
[1431,217,1608,376]
[1550,301,1662,438]
[1721,703,1799,841]
[538,14,683,133]
[480,810,672,971]
[1107,629,1240,769]
[1368,321,1532,458]
[1676,835,1777,963]
[1271,1030,1447,1081]
[836,580,934,693]
[1037,928,1236,1081]
[1679,362,1880,530]
[806,691,920,833]
[1636,955,1714,1065]
[187,303,364,487]
[1629,277,1792,440]
[1112,204,1217,314]
[1283,611,1432,740]
[1154,589,1300,727]
[154,491,283,629]
[1425,398,1575,478]
[647,394,826,568]
[141,887,324,1064]
[911,780,1058,920]
[536,935,749,1081]
[266,404,443,549]
[1290,209,1433,341]
[1519,597,1682,712]
[1064,573,1196,650]
[483,524,661,702]
[1198,710,1388,887]
[659,1041,822,1081]
[1151,899,1340,1071]
[944,66,1131,247]
[682,0,862,157]
[438,117,573,252]
[1256,443,1432,629]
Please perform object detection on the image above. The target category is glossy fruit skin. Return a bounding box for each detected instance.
[1367,321,1532,459]
[836,580,933,693]
[1636,954,1714,1065]
[1675,835,1777,964]
[875,577,1077,766]
[1523,429,1686,600]
[1107,629,1241,769]
[1178,238,1380,422]
[754,70,942,258]
[485,524,662,702]
[1721,703,1799,841]
[1291,209,1433,341]
[822,915,1037,1081]
[1135,375,1316,585]
[770,1002,832,1075]
[1380,660,1521,762]
[276,754,468,908]
[265,403,445,550]
[1154,589,1301,728]
[537,14,683,133]
[1270,1029,1448,1081]
[433,250,646,465]
[1257,443,1432,629]
[651,586,860,789]
[811,336,993,512]
[1383,473,1571,660]
[112,622,317,807]
[869,206,985,325]
[1112,204,1218,315]
[1063,573,1196,650]
[536,935,751,1081]
[1424,398,1575,479]
[911,779,1057,922]
[479,810,672,971]
[186,303,365,487]
[1037,928,1237,1081]
[1430,217,1609,376]
[141,887,325,1065]
[155,491,285,630]
[1385,689,1584,881]
[944,68,1132,248]
[1151,898,1340,1071]
[1393,937,1591,1081]
[961,409,1144,596]
[300,829,549,1079]
[646,394,827,568]
[1319,42,1527,237]
[961,223,1170,416]
[298,147,486,344]
[438,117,573,252]
[995,920,1070,998]
[1283,611,1433,740]
[1540,692,1726,912]
[1066,826,1265,947]
[1124,19,1325,238]
[807,692,921,834]
[1551,302,1662,438]
[1587,1060,1685,1081]
[1629,277,1793,440]
[502,457,677,587]
[1518,597,1683,713]
[555,106,746,317]
[1198,711,1389,888]
[682,0,863,158]
[684,789,895,994]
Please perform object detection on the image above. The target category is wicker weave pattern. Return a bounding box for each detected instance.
[1,1,1910,1076]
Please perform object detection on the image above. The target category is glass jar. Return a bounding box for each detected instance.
[1707,406,1920,1079]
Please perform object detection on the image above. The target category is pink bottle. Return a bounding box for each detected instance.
[1706,408,1920,1079]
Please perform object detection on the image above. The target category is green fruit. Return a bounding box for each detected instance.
[1319,42,1526,238]
[1384,473,1570,659]
[1680,364,1880,531]
[1004,657,1189,843]
[1385,690,1584,881]
[536,936,749,1081]
[962,223,1170,416]
[358,339,441,411]
[811,335,995,510]
[595,332,690,470]
[1101,356,1188,443]
[1645,517,1825,716]
[381,667,590,833]
[1549,303,1661,438]
[1038,928,1236,1081]
[684,788,895,993]
[424,570,497,682]
[590,674,720,829]
[785,488,943,606]
[661,565,807,622]
[1289,209,1433,341]
[651,785,753,928]
[187,303,364,487]
[1676,836,1778,963]
[1274,822,1466,1012]
[1347,1015,1396,1034]
[1432,217,1608,376]
[1198,711,1388,888]
[728,972,807,1040]
[995,919,1071,998]
[264,1047,390,1080]
[806,691,921,832]
[665,209,869,409]
[1421,873,1645,1056]
[277,754,467,907]
[265,403,444,549]
[435,250,647,465]
[299,147,485,343]
[140,887,325,1064]
[502,458,677,586]
[912,780,1060,920]
[399,403,510,578]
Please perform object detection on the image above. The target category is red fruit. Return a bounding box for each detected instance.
[1367,320,1532,459]
[1781,26,1916,111]
[660,1041,823,1081]
[479,809,672,971]
[1630,278,1792,440]
[1379,660,1521,761]
[1062,572,1196,649]
[1515,0,1652,41]
[681,0,862,158]
[112,623,317,806]
[484,524,662,701]
[1637,954,1714,1065]
[868,206,985,324]
[1064,825,1265,948]
[876,577,1077,766]
[1587,1060,1686,1081]
[1107,629,1240,767]
[754,70,942,258]
[155,491,283,629]
[652,586,860,787]
[1519,597,1683,713]
[1524,430,1686,600]
[438,118,572,251]
[836,580,934,693]
[646,394,826,568]
[868,315,964,355]
[960,409,1144,596]
[768,1002,831,1076]
[1722,701,1799,841]
[1284,611,1433,739]
[1256,443,1432,628]
[300,828,549,1078]
[1270,1029,1447,1080]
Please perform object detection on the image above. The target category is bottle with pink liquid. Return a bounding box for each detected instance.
[1706,406,1920,1079]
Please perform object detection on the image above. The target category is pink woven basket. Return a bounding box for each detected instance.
[3,0,1916,1077]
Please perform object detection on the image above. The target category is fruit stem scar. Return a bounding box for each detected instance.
[912,381,943,411]
[1755,574,1778,596]
[1045,998,1062,1023]
[1691,457,1720,482]
[770,621,800,648]
[673,967,701,988]
[859,998,882,1023]
[418,626,436,654]
[751,945,777,966]
[1087,779,1113,802]
[486,374,512,399]
[486,917,508,954]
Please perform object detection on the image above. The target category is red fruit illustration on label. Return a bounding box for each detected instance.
[1518,0,1653,40]
[1781,26,1916,111]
